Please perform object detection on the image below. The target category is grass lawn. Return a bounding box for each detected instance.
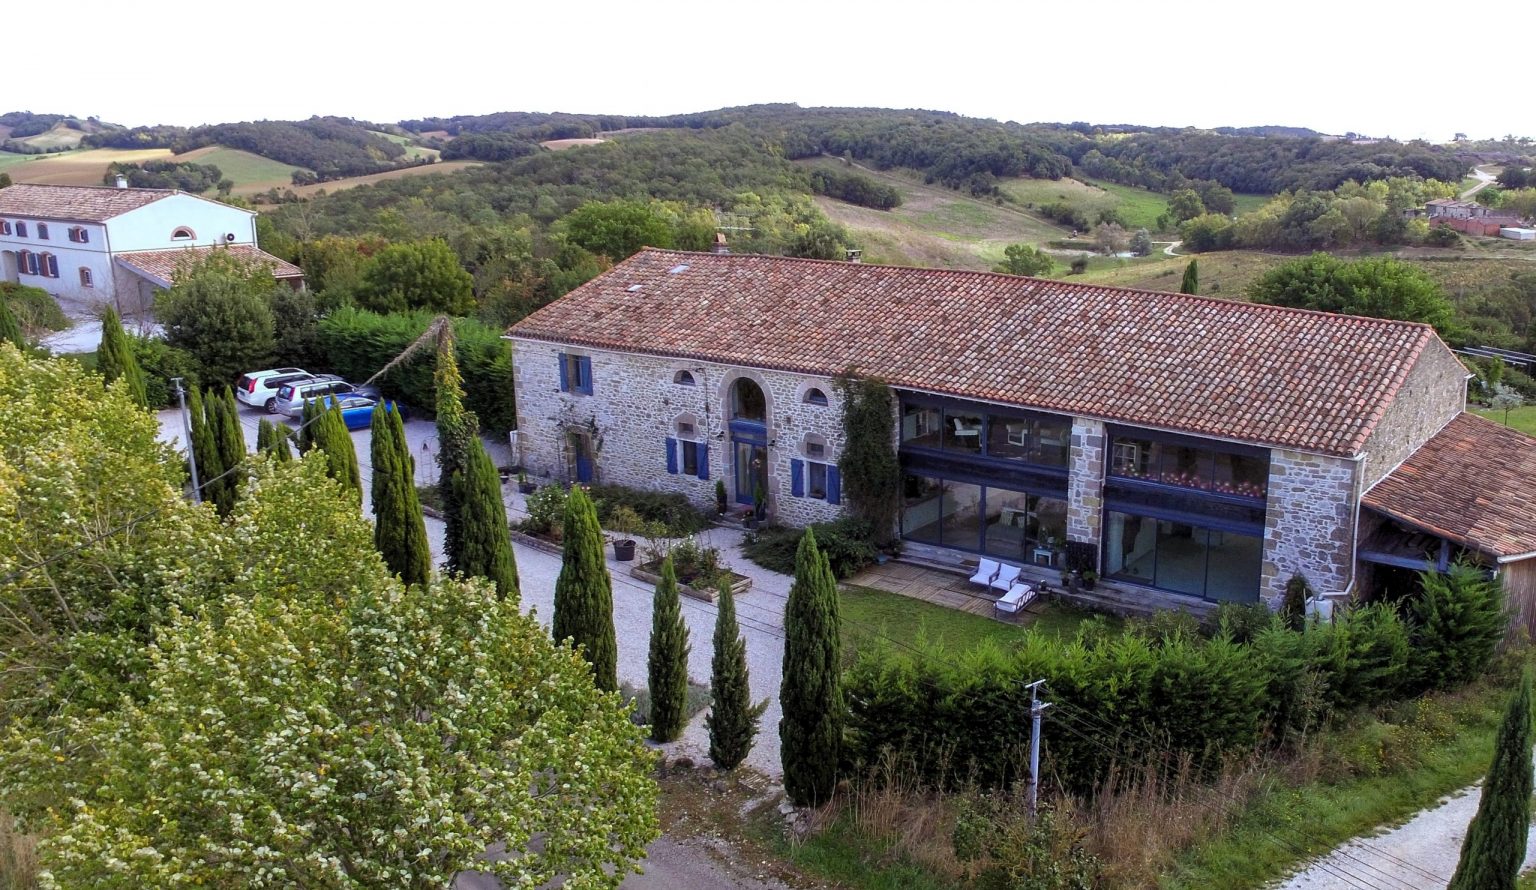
[1231,193,1273,215]
[1071,249,1288,295]
[1472,405,1536,436]
[1080,177,1173,231]
[1001,176,1172,234]
[4,147,174,186]
[0,151,37,173]
[839,583,1110,658]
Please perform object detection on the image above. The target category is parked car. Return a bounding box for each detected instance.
[271,376,353,418]
[318,393,404,430]
[235,368,313,412]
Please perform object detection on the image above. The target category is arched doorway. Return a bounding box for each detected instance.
[729,377,769,510]
[0,250,17,284]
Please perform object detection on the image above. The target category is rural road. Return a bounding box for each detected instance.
[1460,165,1499,200]
[1277,761,1536,889]
[1162,239,1182,256]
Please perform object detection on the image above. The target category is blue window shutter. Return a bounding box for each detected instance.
[666,438,678,474]
[557,352,569,392]
[578,356,594,395]
[696,444,709,480]
[827,466,842,505]
[791,459,804,497]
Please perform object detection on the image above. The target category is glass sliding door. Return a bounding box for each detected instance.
[1102,509,1262,602]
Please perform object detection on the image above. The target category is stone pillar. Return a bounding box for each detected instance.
[1067,417,1106,548]
[1261,449,1359,607]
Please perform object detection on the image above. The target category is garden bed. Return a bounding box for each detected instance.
[630,560,751,603]
[508,528,565,556]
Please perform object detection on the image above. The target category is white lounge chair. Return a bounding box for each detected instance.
[968,558,1001,587]
[990,563,1023,593]
[995,582,1036,616]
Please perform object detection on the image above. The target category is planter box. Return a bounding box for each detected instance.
[508,529,565,556]
[630,561,752,603]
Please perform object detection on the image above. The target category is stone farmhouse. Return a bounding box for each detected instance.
[508,249,1536,619]
[0,182,303,314]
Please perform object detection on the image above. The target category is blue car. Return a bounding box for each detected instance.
[318,394,404,430]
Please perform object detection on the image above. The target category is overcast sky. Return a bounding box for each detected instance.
[19,0,1531,141]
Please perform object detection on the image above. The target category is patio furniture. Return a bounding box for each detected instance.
[968,558,1001,587]
[1006,423,1028,446]
[990,562,1023,593]
[1031,547,1055,567]
[951,417,982,445]
[995,582,1036,617]
[1000,505,1030,526]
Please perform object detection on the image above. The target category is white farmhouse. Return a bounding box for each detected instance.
[0,181,303,314]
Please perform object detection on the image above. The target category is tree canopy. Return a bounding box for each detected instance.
[156,251,278,386]
[1248,253,1456,335]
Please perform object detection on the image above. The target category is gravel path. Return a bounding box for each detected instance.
[1276,767,1536,890]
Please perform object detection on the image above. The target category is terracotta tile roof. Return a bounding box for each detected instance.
[0,183,177,221]
[1363,413,1536,560]
[509,249,1442,456]
[114,245,305,286]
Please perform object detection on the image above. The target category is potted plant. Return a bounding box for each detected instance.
[715,479,728,516]
[742,508,758,530]
[609,505,641,562]
[1081,570,1098,591]
[753,482,767,523]
[517,472,537,495]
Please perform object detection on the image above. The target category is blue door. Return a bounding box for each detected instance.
[569,431,595,484]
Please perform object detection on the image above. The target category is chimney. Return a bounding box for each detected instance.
[712,232,729,255]
[845,249,863,263]
[114,174,128,189]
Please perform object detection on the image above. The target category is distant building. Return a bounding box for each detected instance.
[1500,227,1536,241]
[0,182,303,315]
[1424,198,1528,235]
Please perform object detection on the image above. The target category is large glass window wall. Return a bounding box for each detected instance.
[1102,510,1262,602]
[1108,434,1268,499]
[901,400,1070,468]
[902,474,1068,564]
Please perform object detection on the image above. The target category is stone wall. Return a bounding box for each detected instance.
[510,338,846,526]
[1261,449,1360,603]
[1067,417,1106,550]
[1361,339,1468,490]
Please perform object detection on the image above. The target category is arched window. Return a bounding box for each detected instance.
[0,220,11,235]
[41,253,58,278]
[36,223,48,240]
[79,267,93,288]
[803,387,829,406]
[17,250,33,275]
[15,222,27,238]
[731,377,766,422]
[673,370,696,386]
[171,227,195,241]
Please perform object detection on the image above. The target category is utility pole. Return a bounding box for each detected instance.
[173,377,201,503]
[1026,678,1051,820]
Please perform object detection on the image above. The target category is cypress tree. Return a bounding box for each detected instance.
[434,329,479,575]
[97,306,148,407]
[0,297,22,349]
[296,398,320,454]
[188,387,223,509]
[1448,670,1533,890]
[256,418,292,462]
[1180,258,1199,295]
[779,528,843,806]
[313,399,362,498]
[708,579,766,770]
[552,486,617,691]
[371,402,433,586]
[213,387,245,515]
[647,555,690,743]
[454,438,519,599]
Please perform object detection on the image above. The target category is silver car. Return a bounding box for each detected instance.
[272,376,353,418]
[236,368,313,412]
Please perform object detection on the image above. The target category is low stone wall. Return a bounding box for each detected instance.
[629,562,753,603]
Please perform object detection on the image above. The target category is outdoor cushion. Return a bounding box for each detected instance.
[989,563,1023,592]
[995,582,1036,615]
[968,558,1001,587]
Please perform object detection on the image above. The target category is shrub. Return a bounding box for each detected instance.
[742,517,878,579]
[661,537,734,590]
[1407,561,1503,692]
[1069,257,1089,275]
[620,679,712,729]
[315,308,516,433]
[585,483,710,537]
[0,281,67,334]
[130,336,201,409]
[519,483,570,538]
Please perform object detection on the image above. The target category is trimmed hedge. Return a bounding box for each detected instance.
[315,308,515,434]
[585,483,711,537]
[1,281,68,333]
[846,587,1491,791]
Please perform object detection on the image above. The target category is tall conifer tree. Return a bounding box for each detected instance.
[371,402,432,586]
[256,418,292,462]
[188,387,223,510]
[97,307,148,407]
[779,528,843,806]
[1180,258,1199,295]
[454,438,518,599]
[297,398,320,454]
[647,555,690,742]
[434,329,478,574]
[708,580,766,770]
[313,400,362,498]
[1448,671,1534,890]
[213,387,245,515]
[552,486,617,691]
